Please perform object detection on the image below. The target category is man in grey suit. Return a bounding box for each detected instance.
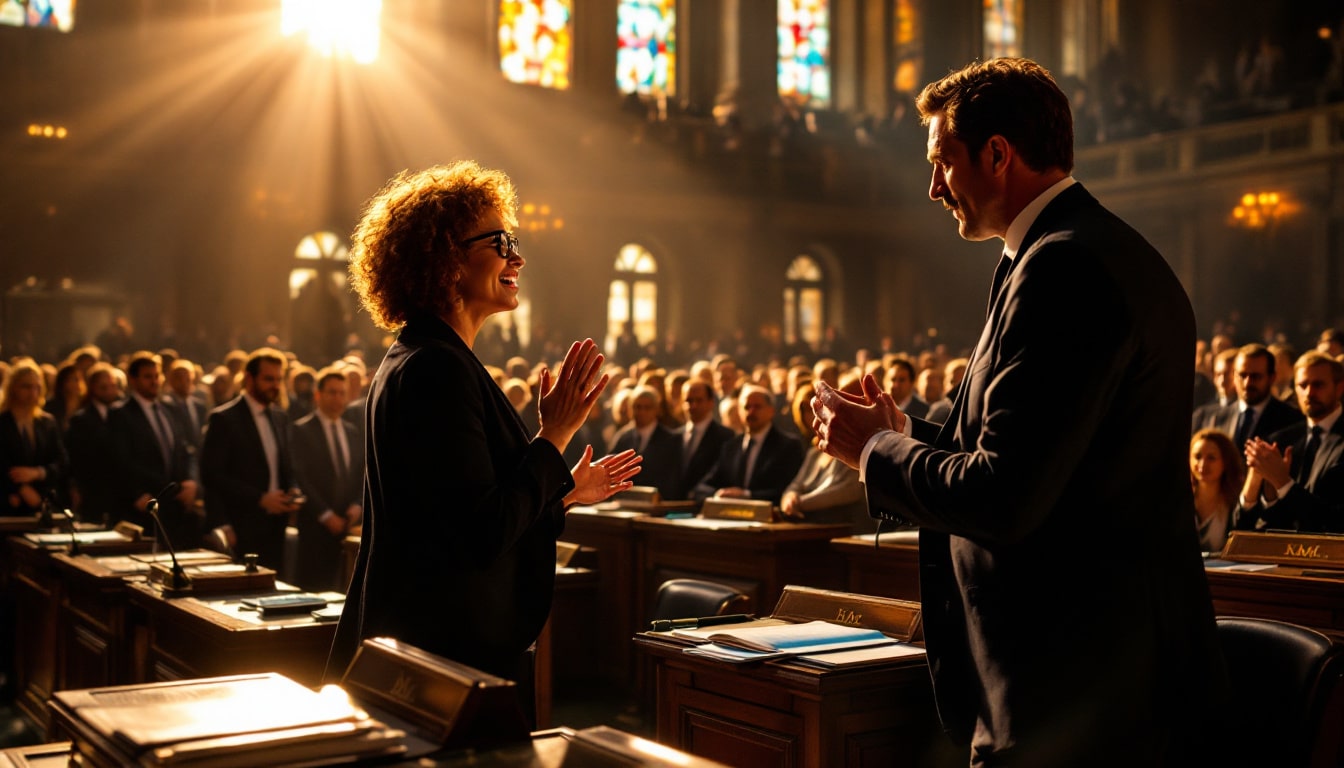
[813,58,1224,766]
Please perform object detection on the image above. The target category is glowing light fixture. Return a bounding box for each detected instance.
[1231,191,1290,229]
[281,0,382,64]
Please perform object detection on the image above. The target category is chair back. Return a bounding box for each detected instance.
[1216,617,1344,767]
[650,578,750,622]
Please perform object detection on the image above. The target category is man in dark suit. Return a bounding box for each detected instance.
[884,355,930,419]
[678,380,733,498]
[200,348,300,571]
[693,385,803,504]
[291,367,363,592]
[108,352,201,548]
[610,385,682,499]
[1215,344,1303,454]
[165,359,208,453]
[1241,352,1344,533]
[813,59,1224,766]
[65,363,123,525]
[1192,347,1238,433]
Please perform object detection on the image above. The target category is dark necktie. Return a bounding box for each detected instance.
[1233,408,1256,449]
[330,421,348,486]
[1297,426,1324,485]
[986,252,1013,318]
[151,403,174,471]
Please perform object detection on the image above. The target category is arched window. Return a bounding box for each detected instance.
[608,244,659,347]
[289,231,351,363]
[783,254,825,349]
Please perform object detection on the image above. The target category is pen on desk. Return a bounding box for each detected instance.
[650,613,752,632]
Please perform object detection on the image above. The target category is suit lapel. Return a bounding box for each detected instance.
[1307,420,1344,488]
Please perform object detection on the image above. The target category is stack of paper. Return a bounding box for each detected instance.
[683,620,908,664]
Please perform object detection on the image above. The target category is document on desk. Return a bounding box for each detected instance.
[791,643,926,668]
[664,518,765,530]
[684,620,896,662]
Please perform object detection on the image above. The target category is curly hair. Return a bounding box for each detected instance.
[916,57,1073,174]
[349,162,519,331]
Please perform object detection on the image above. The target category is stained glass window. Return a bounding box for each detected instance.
[983,0,1022,59]
[499,0,572,90]
[617,0,676,96]
[777,0,831,108]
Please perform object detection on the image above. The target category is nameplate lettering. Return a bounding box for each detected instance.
[700,498,774,523]
[772,585,922,641]
[1222,531,1344,570]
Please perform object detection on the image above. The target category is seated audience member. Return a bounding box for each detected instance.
[678,380,733,499]
[1240,351,1344,533]
[1189,429,1242,552]
[662,369,690,429]
[1318,328,1344,358]
[916,367,944,407]
[1269,343,1296,402]
[0,359,68,513]
[1217,344,1303,454]
[109,352,201,548]
[609,385,682,499]
[779,384,869,531]
[503,377,541,436]
[66,363,123,524]
[286,365,316,421]
[1192,348,1238,432]
[166,359,208,451]
[603,386,633,451]
[693,385,804,504]
[292,367,363,592]
[204,366,236,408]
[340,356,368,433]
[884,355,929,419]
[926,357,968,425]
[45,362,84,431]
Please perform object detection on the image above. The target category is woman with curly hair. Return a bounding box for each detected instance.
[326,162,641,719]
[1,358,68,513]
[1190,428,1242,552]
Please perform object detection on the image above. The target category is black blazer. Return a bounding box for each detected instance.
[327,314,574,682]
[291,412,364,591]
[863,184,1224,763]
[166,393,208,452]
[692,426,803,505]
[0,411,67,512]
[1242,419,1344,533]
[200,396,296,569]
[108,397,198,545]
[1214,397,1304,453]
[611,423,683,500]
[66,405,120,524]
[680,420,734,499]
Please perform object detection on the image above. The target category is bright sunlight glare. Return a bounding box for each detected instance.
[280,0,382,64]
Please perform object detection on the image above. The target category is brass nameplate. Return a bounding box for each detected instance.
[771,584,923,641]
[556,541,580,567]
[700,498,774,522]
[149,562,277,594]
[1222,530,1344,570]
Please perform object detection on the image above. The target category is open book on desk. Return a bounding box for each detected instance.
[684,619,899,663]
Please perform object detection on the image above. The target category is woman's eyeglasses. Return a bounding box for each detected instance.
[461,229,520,259]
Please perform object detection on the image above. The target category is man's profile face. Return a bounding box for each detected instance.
[927,114,999,242]
[1213,357,1235,399]
[247,361,285,405]
[1295,363,1344,421]
[1234,354,1270,406]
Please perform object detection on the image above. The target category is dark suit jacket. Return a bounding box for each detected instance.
[291,413,364,591]
[1242,418,1344,533]
[679,420,733,500]
[108,397,199,547]
[1213,396,1304,453]
[901,396,931,420]
[166,393,208,453]
[863,184,1223,765]
[692,426,803,504]
[66,405,120,524]
[327,314,574,683]
[611,423,683,500]
[200,396,296,570]
[0,411,67,512]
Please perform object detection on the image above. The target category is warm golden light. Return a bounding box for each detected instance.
[280,0,382,64]
[1231,190,1291,230]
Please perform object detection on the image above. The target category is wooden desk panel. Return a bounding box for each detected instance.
[636,635,958,768]
[831,534,921,601]
[126,583,337,687]
[1205,565,1344,640]
[7,537,62,733]
[557,508,645,689]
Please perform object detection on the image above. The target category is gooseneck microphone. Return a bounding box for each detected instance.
[59,505,80,554]
[145,482,190,590]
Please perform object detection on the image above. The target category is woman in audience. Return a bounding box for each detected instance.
[779,382,871,531]
[44,362,85,430]
[327,162,641,721]
[1,358,68,513]
[1190,428,1242,552]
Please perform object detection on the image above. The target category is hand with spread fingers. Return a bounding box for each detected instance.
[536,338,609,455]
[566,447,643,507]
[810,375,904,470]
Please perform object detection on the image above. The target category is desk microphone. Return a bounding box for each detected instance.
[37,489,57,529]
[146,482,190,590]
[59,505,80,554]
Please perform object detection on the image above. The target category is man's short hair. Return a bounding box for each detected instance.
[1213,348,1239,369]
[244,347,287,378]
[738,384,772,406]
[169,359,195,376]
[1295,351,1344,383]
[85,362,116,388]
[888,355,917,380]
[631,384,661,405]
[916,57,1073,173]
[126,351,160,379]
[1236,344,1276,377]
[314,366,347,391]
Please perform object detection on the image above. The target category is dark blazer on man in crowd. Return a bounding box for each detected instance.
[692,426,803,504]
[1214,396,1304,453]
[108,397,199,548]
[291,412,364,591]
[611,423,683,500]
[679,420,733,500]
[65,405,121,524]
[1240,419,1344,534]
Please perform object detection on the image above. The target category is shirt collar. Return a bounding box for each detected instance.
[130,392,158,411]
[1310,405,1342,433]
[1003,176,1077,260]
[242,391,269,417]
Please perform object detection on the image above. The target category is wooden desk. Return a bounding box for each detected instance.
[633,518,850,624]
[535,565,599,728]
[557,508,646,689]
[831,533,921,601]
[634,634,957,768]
[125,583,338,687]
[1205,564,1344,640]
